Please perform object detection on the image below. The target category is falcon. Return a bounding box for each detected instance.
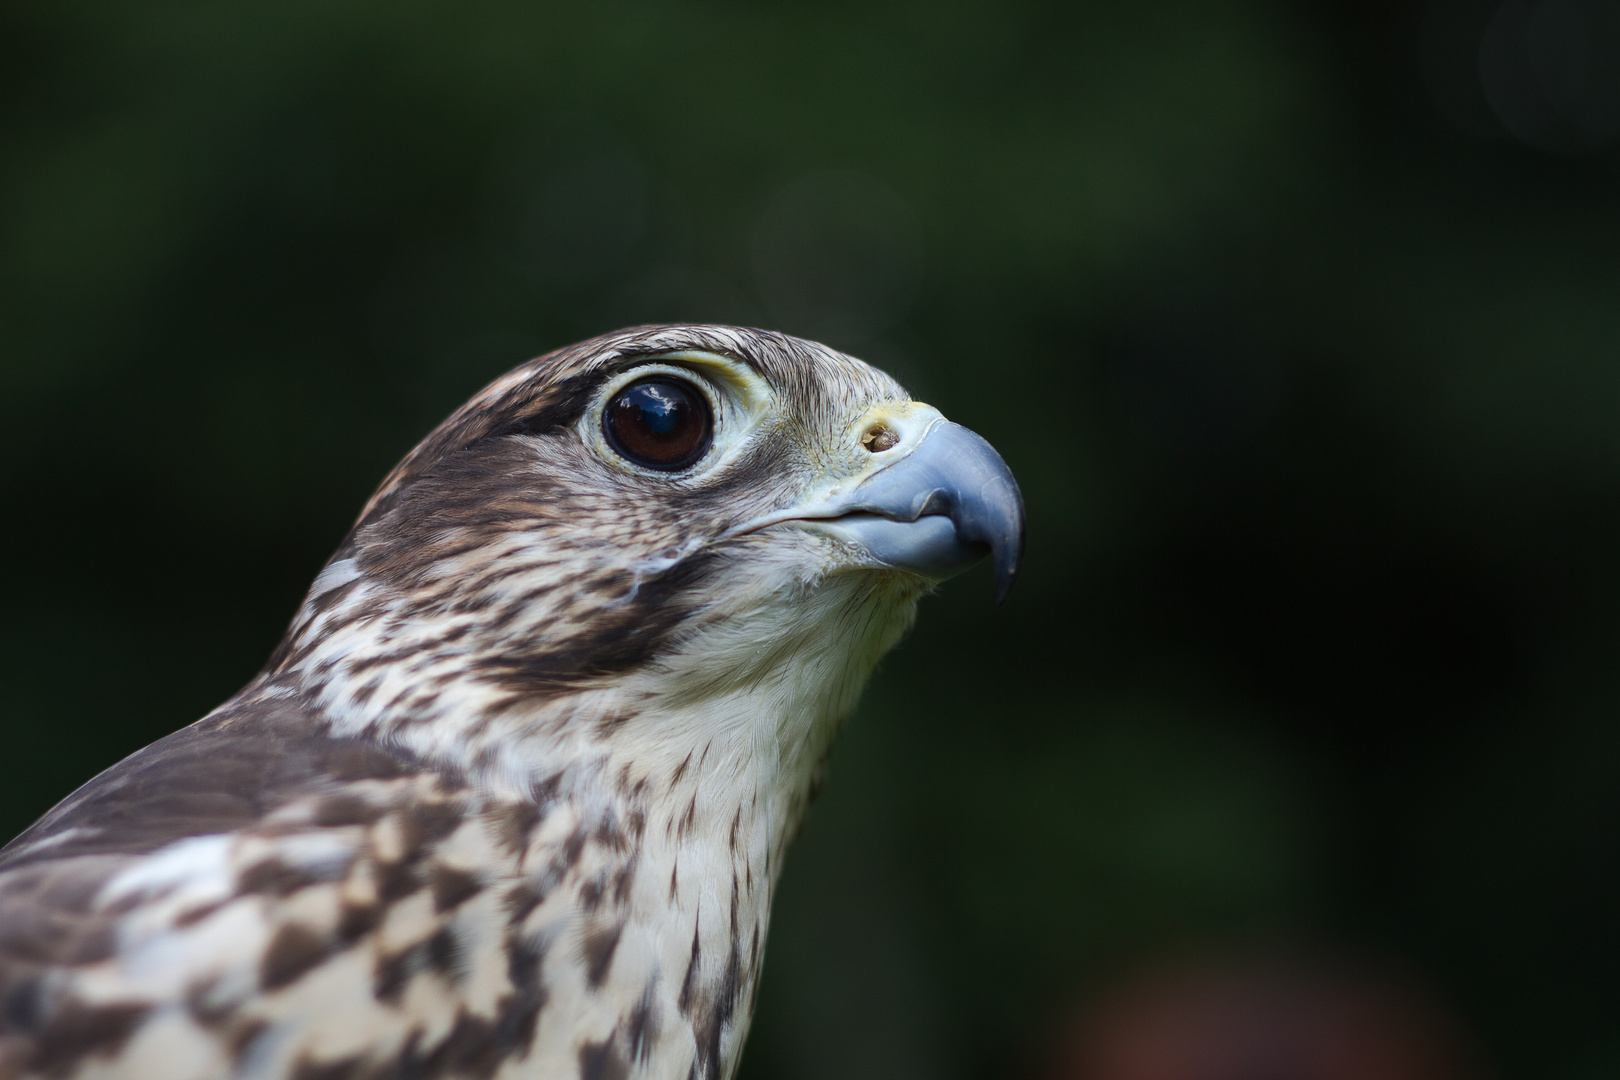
[0,325,1023,1080]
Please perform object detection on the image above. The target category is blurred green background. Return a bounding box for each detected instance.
[3,1,1619,1077]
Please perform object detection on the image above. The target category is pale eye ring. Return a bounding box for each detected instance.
[602,376,713,470]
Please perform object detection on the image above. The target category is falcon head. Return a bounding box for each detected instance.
[266,324,1021,831]
[0,325,1022,1080]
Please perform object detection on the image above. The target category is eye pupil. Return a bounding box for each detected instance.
[641,391,680,434]
[604,377,713,470]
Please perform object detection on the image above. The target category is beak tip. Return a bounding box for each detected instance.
[991,542,1021,607]
[993,578,1013,607]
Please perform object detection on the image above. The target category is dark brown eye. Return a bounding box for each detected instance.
[603,376,713,470]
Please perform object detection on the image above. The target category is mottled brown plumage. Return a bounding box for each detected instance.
[0,325,1022,1080]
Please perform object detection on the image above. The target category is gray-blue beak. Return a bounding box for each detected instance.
[798,420,1025,604]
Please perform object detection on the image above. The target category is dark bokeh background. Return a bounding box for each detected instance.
[4,2,1619,1078]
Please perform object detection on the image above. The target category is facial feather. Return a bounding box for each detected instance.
[271,325,919,817]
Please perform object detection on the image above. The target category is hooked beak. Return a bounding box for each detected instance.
[738,418,1025,604]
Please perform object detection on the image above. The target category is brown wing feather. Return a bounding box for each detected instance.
[0,689,465,1077]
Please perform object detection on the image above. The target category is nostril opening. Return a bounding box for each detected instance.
[860,423,900,453]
